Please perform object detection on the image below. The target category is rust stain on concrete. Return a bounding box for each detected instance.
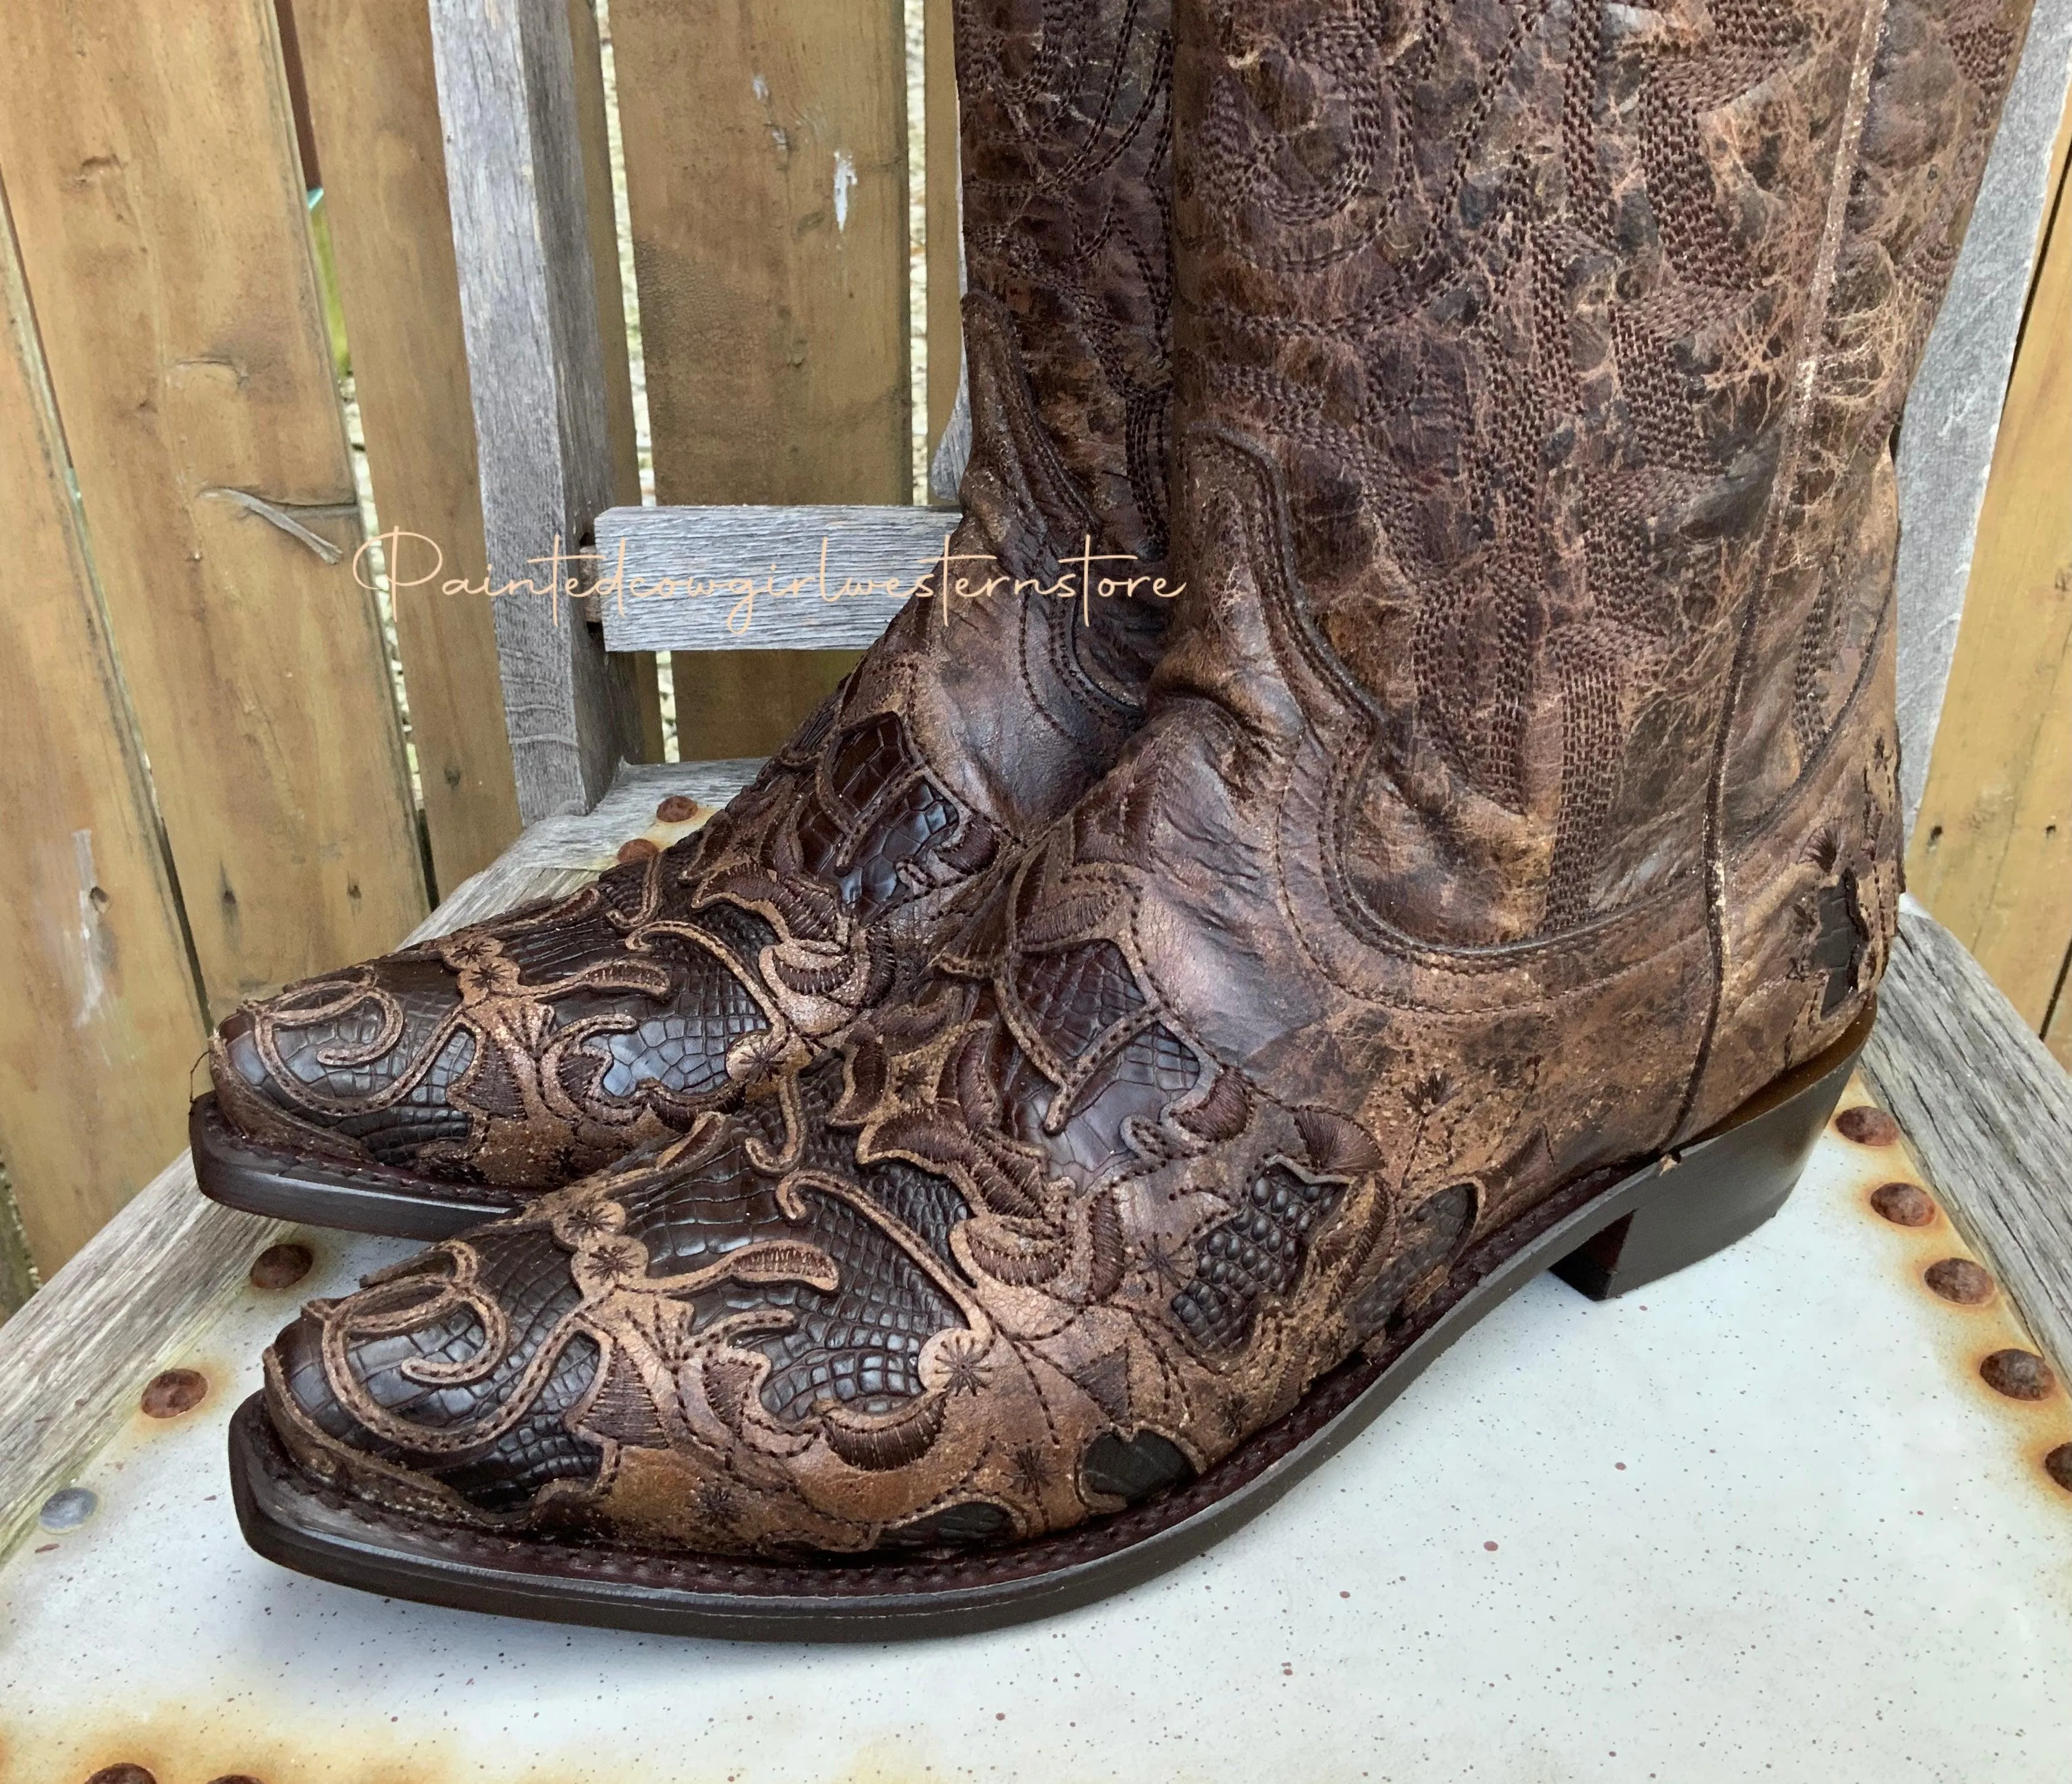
[1834,1080,2072,1510]
[3,1716,945,1784]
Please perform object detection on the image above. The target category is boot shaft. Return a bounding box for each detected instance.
[773,0,1185,840]
[957,0,1176,570]
[1162,0,2034,962]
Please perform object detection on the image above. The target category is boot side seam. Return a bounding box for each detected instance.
[1676,0,1895,1137]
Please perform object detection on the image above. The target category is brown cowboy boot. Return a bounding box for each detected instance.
[193,0,1176,1237]
[232,0,2034,1632]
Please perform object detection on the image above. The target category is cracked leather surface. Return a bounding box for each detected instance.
[209,0,1177,1199]
[264,0,2031,1559]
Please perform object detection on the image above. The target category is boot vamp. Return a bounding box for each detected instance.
[257,675,1723,1561]
[212,852,791,1184]
[272,1224,601,1514]
[256,902,1378,1554]
[264,1067,1001,1548]
[208,683,1034,1187]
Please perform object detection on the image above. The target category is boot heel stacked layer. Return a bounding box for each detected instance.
[1555,1006,1871,1302]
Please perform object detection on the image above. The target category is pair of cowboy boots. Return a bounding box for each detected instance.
[210,0,2037,1634]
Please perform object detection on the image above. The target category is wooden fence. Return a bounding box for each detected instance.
[0,0,2065,1303]
[1907,94,2072,1070]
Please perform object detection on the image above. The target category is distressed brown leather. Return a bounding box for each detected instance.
[264,0,2033,1558]
[209,0,1176,1197]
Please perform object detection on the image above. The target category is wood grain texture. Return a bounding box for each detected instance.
[1908,129,2072,1035]
[297,0,525,895]
[595,503,961,653]
[570,0,642,521]
[672,652,863,762]
[0,753,752,1557]
[607,0,908,758]
[1893,12,2072,830]
[566,0,665,765]
[1862,899,2072,1383]
[0,1149,289,1562]
[476,758,765,875]
[607,0,910,502]
[0,179,210,1271]
[924,0,962,462]
[429,0,643,821]
[0,0,427,1019]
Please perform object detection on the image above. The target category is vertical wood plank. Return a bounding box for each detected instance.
[569,0,642,515]
[567,0,666,765]
[924,0,962,467]
[1908,137,2072,1034]
[296,0,525,894]
[429,0,645,819]
[610,0,909,758]
[0,182,211,1270]
[1892,10,2072,831]
[0,1,427,1021]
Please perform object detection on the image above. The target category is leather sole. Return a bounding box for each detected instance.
[190,1095,523,1241]
[228,1008,1872,1639]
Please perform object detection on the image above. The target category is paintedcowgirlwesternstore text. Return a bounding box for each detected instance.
[354,529,1185,634]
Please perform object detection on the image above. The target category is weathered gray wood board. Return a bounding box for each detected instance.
[1861,895,2072,1384]
[456,757,765,880]
[1893,7,2072,830]
[0,1152,286,1560]
[429,0,643,820]
[595,504,965,653]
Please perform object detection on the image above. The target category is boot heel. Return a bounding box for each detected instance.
[1553,1006,1872,1301]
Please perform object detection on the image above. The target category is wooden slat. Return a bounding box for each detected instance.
[1862,900,2072,1388]
[0,1,427,1020]
[605,0,913,492]
[1892,10,2072,830]
[2022,104,2072,1077]
[297,0,525,895]
[924,0,962,468]
[1908,130,2072,1040]
[444,758,765,885]
[608,0,909,760]
[671,648,861,764]
[428,0,645,821]
[595,504,961,653]
[0,1149,289,1561]
[566,0,665,766]
[568,0,642,524]
[0,177,211,1272]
